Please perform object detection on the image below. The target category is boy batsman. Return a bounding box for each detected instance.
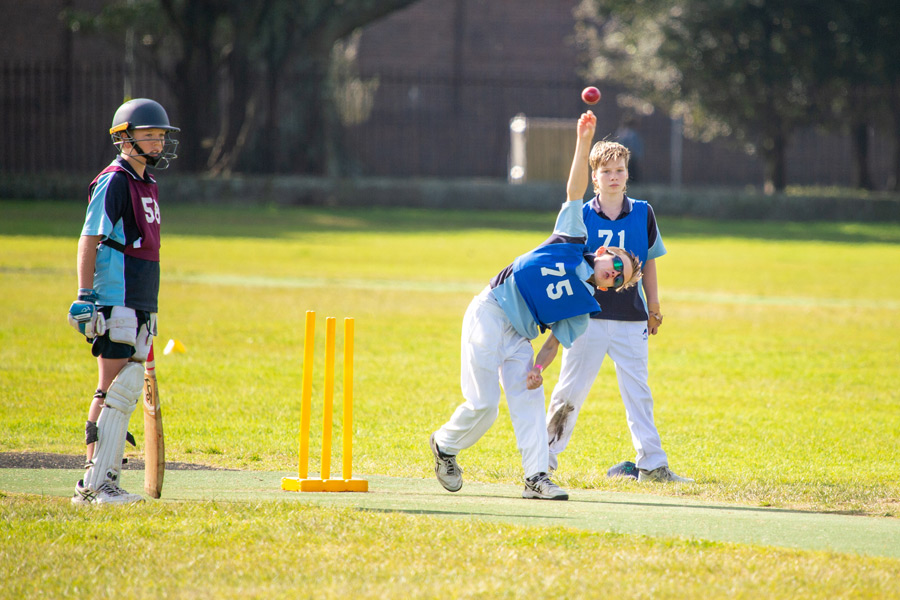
[69,98,179,504]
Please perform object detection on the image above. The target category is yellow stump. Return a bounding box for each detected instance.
[320,317,335,483]
[298,310,315,479]
[343,317,354,481]
[282,313,367,493]
[336,318,366,491]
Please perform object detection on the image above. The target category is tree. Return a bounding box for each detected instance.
[576,0,833,192]
[824,0,900,190]
[64,0,420,174]
[812,0,887,190]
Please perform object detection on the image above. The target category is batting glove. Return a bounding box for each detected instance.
[67,288,105,339]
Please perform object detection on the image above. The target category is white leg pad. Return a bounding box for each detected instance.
[84,362,144,490]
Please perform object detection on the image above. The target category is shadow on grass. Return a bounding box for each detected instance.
[360,493,872,519]
[358,506,571,521]
[579,497,859,517]
[2,200,898,245]
[661,218,900,245]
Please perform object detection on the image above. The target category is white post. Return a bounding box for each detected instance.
[509,114,527,184]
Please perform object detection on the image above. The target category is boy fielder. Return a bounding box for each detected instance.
[430,111,642,500]
[529,121,692,483]
[68,98,179,504]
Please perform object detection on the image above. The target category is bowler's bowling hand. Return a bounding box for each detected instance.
[526,366,544,390]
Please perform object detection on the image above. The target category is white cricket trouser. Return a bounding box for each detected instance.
[434,288,549,479]
[547,318,667,471]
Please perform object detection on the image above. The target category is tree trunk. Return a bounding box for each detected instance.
[170,67,217,173]
[206,29,262,175]
[157,0,420,174]
[892,83,900,191]
[894,111,900,191]
[852,121,874,190]
[762,131,788,193]
[292,58,329,175]
[157,0,220,173]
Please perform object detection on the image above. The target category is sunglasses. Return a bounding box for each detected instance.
[611,255,625,288]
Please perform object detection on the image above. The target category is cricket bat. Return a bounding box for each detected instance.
[143,343,165,498]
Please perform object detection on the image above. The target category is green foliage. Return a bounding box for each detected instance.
[577,0,900,190]
[60,0,420,173]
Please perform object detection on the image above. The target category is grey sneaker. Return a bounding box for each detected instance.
[430,433,463,492]
[522,472,568,500]
[638,466,694,483]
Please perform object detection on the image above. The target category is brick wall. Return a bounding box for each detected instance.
[357,0,581,78]
[1,0,113,62]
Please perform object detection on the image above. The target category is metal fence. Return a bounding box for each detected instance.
[0,61,173,175]
[341,69,596,179]
[1,60,894,189]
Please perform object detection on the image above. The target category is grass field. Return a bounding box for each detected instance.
[1,199,899,598]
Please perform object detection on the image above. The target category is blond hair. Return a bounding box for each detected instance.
[589,141,630,193]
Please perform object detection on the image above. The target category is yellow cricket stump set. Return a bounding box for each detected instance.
[281,311,368,493]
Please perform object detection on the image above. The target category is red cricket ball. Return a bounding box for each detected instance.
[581,86,601,105]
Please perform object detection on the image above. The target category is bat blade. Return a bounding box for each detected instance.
[143,343,165,498]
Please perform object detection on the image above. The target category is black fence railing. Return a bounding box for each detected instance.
[0,61,172,175]
[1,60,894,189]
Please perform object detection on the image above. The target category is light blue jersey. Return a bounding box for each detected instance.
[81,158,161,311]
[488,200,596,348]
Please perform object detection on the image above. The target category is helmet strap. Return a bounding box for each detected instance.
[124,135,161,168]
[114,130,173,170]
[134,140,160,167]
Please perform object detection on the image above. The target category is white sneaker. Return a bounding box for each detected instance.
[105,482,144,504]
[71,479,95,505]
[94,481,143,504]
[523,472,568,500]
[638,466,694,483]
[72,479,142,504]
[80,481,143,504]
[430,433,463,492]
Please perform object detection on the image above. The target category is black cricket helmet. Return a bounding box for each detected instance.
[110,98,179,169]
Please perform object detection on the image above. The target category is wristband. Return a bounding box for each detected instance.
[77,288,97,302]
[534,364,544,372]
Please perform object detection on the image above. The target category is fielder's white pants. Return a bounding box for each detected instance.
[434,288,549,479]
[547,318,667,471]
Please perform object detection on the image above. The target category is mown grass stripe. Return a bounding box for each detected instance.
[171,272,900,309]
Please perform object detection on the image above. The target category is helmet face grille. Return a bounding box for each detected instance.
[111,134,179,170]
[110,98,179,169]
